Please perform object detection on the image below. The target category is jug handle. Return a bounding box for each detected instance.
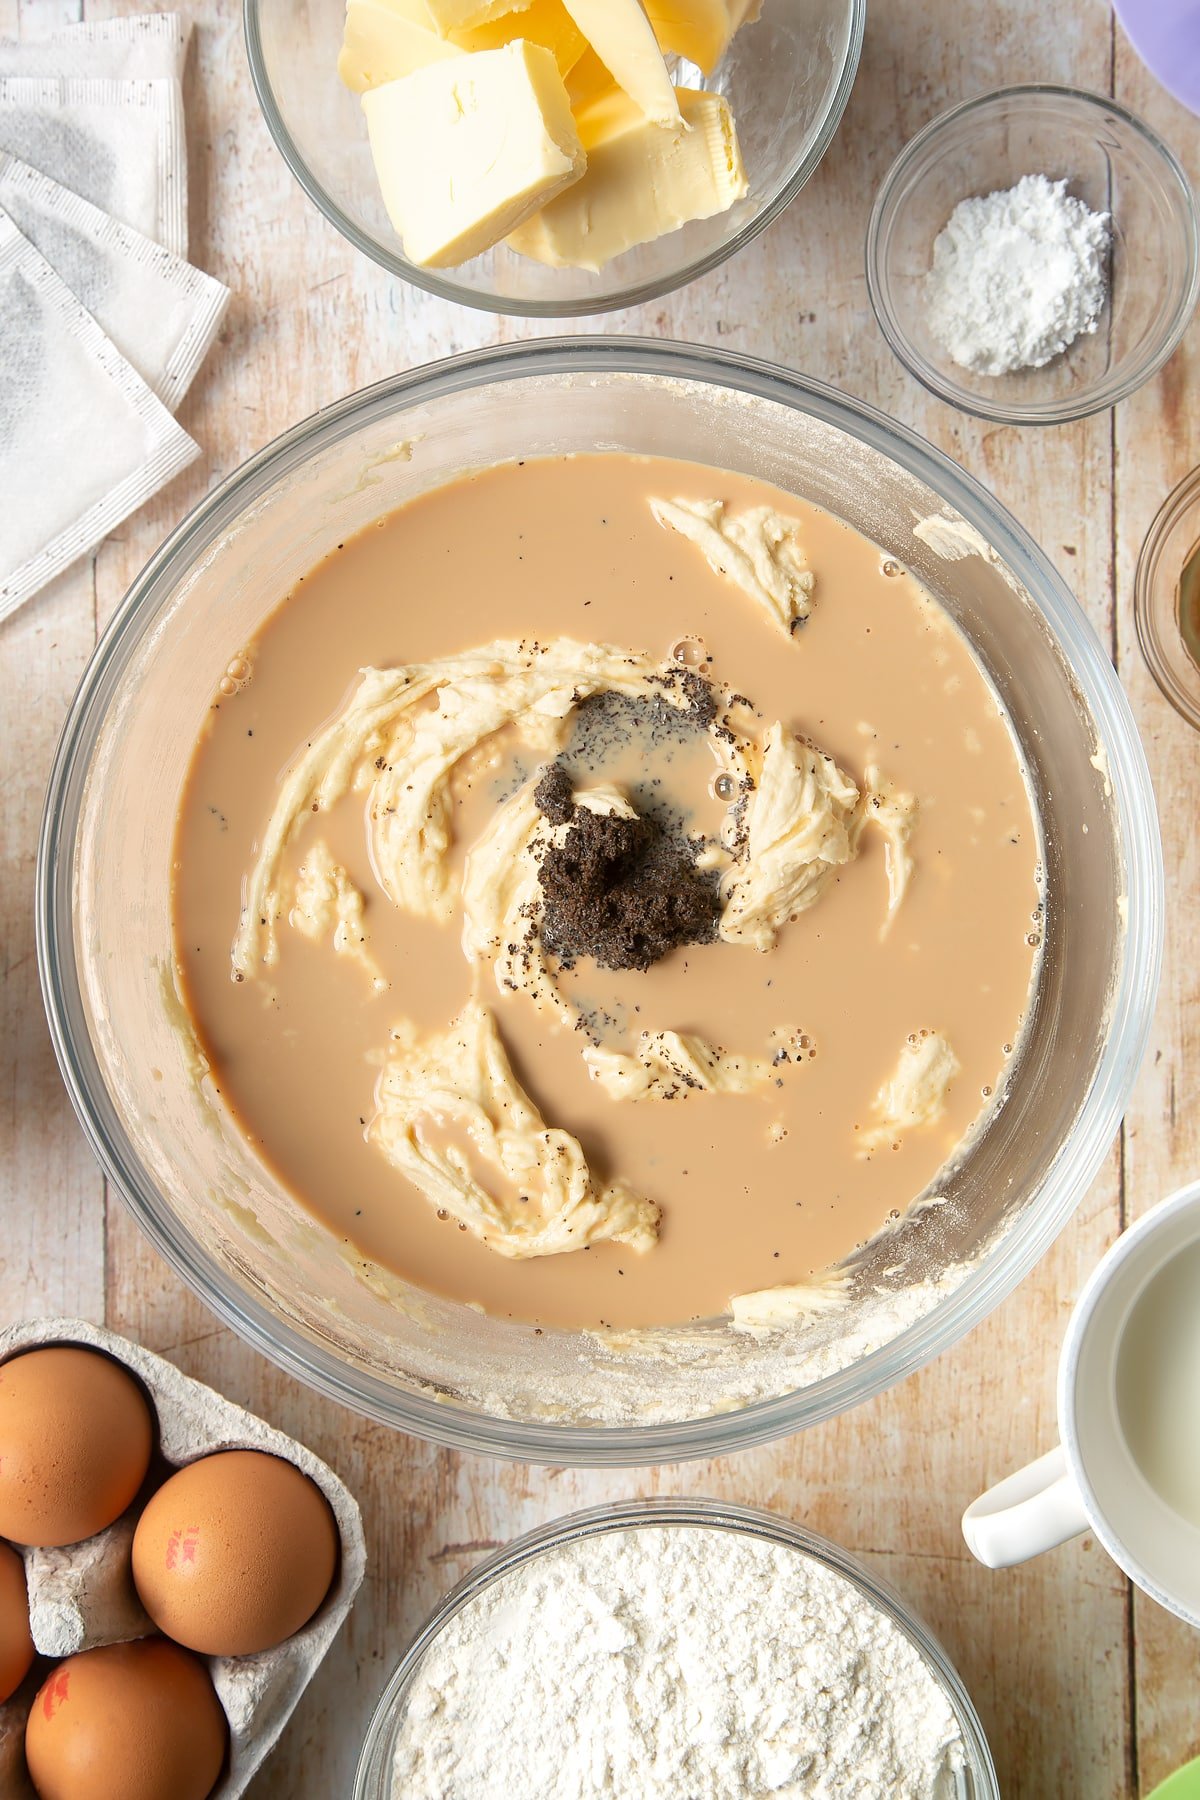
[962,1445,1090,1568]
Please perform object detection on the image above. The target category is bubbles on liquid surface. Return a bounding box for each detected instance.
[713,773,737,803]
[881,559,904,578]
[217,653,252,699]
[671,638,705,666]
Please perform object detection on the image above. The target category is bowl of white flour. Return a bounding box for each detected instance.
[866,85,1199,425]
[353,1499,998,1800]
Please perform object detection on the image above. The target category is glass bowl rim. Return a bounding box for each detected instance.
[36,335,1164,1466]
[351,1495,1000,1800]
[241,0,868,319]
[865,82,1200,427]
[1134,461,1200,731]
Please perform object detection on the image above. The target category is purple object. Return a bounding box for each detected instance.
[1114,0,1200,116]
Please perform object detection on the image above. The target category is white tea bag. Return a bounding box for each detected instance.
[0,156,228,413]
[0,77,187,256]
[0,214,199,622]
[0,14,189,82]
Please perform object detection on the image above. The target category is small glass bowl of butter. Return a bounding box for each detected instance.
[244,0,865,316]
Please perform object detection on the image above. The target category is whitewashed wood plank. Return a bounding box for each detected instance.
[1112,33,1200,1799]
[0,567,106,1323]
[2,0,98,1322]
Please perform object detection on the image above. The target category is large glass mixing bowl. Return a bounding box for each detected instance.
[38,340,1162,1465]
[244,0,865,316]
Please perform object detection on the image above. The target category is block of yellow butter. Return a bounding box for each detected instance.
[459,0,587,72]
[644,0,761,77]
[508,84,747,270]
[409,0,533,35]
[340,0,585,92]
[363,40,585,267]
[564,45,615,109]
[559,0,679,126]
[339,0,463,93]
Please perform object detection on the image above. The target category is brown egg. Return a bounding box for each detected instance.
[0,1541,34,1702]
[25,1637,226,1800]
[0,1347,154,1548]
[132,1449,338,1656]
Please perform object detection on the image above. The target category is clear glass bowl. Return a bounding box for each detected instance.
[243,0,865,316]
[37,338,1162,1464]
[866,85,1200,425]
[1135,463,1200,731]
[353,1498,1000,1800]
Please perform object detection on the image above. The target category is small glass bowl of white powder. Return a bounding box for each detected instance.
[866,85,1199,425]
[354,1499,998,1800]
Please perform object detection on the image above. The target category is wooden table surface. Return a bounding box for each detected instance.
[2,1,1199,1793]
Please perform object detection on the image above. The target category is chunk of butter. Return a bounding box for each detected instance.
[564,45,617,109]
[339,0,463,94]
[340,0,585,92]
[508,84,747,270]
[559,0,679,126]
[413,0,533,34]
[459,0,588,74]
[363,41,585,267]
[644,0,759,75]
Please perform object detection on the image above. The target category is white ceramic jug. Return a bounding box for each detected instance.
[962,1179,1200,1628]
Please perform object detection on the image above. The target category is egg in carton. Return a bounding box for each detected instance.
[0,1317,367,1797]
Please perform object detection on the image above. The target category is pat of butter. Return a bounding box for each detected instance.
[341,0,585,92]
[363,41,585,267]
[415,0,533,34]
[565,45,616,109]
[339,0,463,93]
[458,0,588,74]
[644,0,757,75]
[508,84,747,270]
[559,0,679,126]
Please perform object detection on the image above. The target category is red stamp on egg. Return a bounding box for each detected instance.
[41,1669,70,1720]
[165,1525,202,1569]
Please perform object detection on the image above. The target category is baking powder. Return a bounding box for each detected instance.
[391,1524,966,1798]
[924,173,1111,376]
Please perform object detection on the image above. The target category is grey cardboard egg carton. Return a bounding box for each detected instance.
[0,1317,366,1797]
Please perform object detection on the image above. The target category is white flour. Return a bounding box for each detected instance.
[391,1525,967,1798]
[924,173,1110,376]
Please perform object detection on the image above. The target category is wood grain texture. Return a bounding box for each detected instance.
[1112,30,1200,1800]
[1,0,1196,1793]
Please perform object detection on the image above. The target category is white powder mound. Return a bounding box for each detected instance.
[924,173,1111,377]
[391,1526,967,1799]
